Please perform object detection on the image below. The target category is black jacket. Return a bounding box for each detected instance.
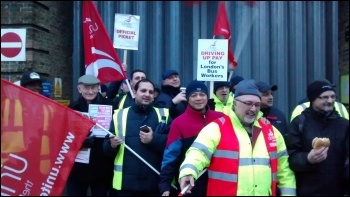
[67,93,117,181]
[103,103,171,194]
[154,85,187,120]
[287,107,349,196]
[260,106,288,141]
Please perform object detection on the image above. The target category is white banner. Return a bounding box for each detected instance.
[113,14,140,50]
[197,39,228,81]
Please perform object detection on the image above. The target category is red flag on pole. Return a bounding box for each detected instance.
[1,79,95,196]
[82,1,126,84]
[213,1,238,69]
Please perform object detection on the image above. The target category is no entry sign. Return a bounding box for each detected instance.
[1,29,26,61]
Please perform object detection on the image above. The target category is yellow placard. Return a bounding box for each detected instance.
[54,78,62,98]
[340,74,349,104]
[55,100,70,106]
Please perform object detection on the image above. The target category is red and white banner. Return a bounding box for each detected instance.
[1,79,95,196]
[82,1,126,84]
[213,1,238,69]
[113,13,140,50]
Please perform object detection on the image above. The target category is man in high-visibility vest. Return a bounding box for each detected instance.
[179,79,296,196]
[104,78,172,196]
[208,81,234,116]
[287,80,348,195]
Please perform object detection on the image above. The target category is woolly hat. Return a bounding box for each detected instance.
[185,80,209,99]
[307,80,335,102]
[214,81,231,93]
[230,76,244,88]
[234,79,261,99]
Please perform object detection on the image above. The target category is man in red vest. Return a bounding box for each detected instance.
[178,79,296,196]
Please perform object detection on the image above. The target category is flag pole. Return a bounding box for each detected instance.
[178,169,207,196]
[209,35,216,99]
[123,49,135,98]
[95,123,178,190]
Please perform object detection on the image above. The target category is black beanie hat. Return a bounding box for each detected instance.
[307,80,335,102]
[186,80,209,99]
[214,81,231,93]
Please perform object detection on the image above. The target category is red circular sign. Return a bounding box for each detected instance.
[1,32,23,58]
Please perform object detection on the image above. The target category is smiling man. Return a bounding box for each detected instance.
[178,79,296,196]
[104,78,172,196]
[159,80,225,196]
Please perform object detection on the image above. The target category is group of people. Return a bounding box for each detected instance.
[15,69,349,196]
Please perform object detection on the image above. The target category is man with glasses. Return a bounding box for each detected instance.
[290,79,348,121]
[178,79,296,196]
[287,80,349,196]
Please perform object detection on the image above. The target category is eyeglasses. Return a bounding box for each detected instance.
[318,95,336,101]
[235,99,261,108]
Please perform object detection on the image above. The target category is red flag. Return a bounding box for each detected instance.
[213,1,238,69]
[1,79,95,196]
[82,1,126,84]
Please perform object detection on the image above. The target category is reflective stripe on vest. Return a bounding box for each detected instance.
[112,107,169,190]
[335,102,345,118]
[118,94,127,109]
[206,116,278,196]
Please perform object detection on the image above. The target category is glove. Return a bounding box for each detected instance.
[82,135,96,148]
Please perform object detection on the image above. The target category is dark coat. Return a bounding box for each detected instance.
[154,85,187,120]
[287,107,349,196]
[103,103,171,194]
[260,106,288,142]
[67,93,117,181]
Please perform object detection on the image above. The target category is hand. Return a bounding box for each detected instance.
[260,117,271,124]
[179,175,195,195]
[307,146,329,164]
[140,126,153,144]
[122,63,127,72]
[161,191,170,196]
[110,136,123,148]
[172,92,187,104]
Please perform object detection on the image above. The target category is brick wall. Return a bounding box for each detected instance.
[1,1,73,100]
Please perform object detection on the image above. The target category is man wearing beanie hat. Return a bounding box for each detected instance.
[230,75,244,95]
[20,71,43,94]
[67,74,118,196]
[290,80,349,121]
[287,80,349,196]
[179,79,296,196]
[154,69,187,120]
[159,80,225,196]
[208,81,234,115]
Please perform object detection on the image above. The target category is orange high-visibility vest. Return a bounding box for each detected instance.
[207,116,278,196]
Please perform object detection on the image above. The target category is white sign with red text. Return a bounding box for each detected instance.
[88,104,113,138]
[197,39,228,81]
[113,13,140,50]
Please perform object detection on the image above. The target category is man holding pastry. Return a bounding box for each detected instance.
[287,80,349,196]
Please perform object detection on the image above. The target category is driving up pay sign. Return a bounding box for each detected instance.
[197,39,228,81]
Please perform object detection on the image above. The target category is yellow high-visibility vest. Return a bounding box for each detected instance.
[290,101,349,122]
[112,107,169,190]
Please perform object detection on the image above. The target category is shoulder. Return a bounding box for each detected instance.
[207,110,226,119]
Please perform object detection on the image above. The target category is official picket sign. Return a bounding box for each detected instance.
[197,39,228,81]
[113,13,140,50]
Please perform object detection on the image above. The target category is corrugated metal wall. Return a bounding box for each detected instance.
[72,1,339,120]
